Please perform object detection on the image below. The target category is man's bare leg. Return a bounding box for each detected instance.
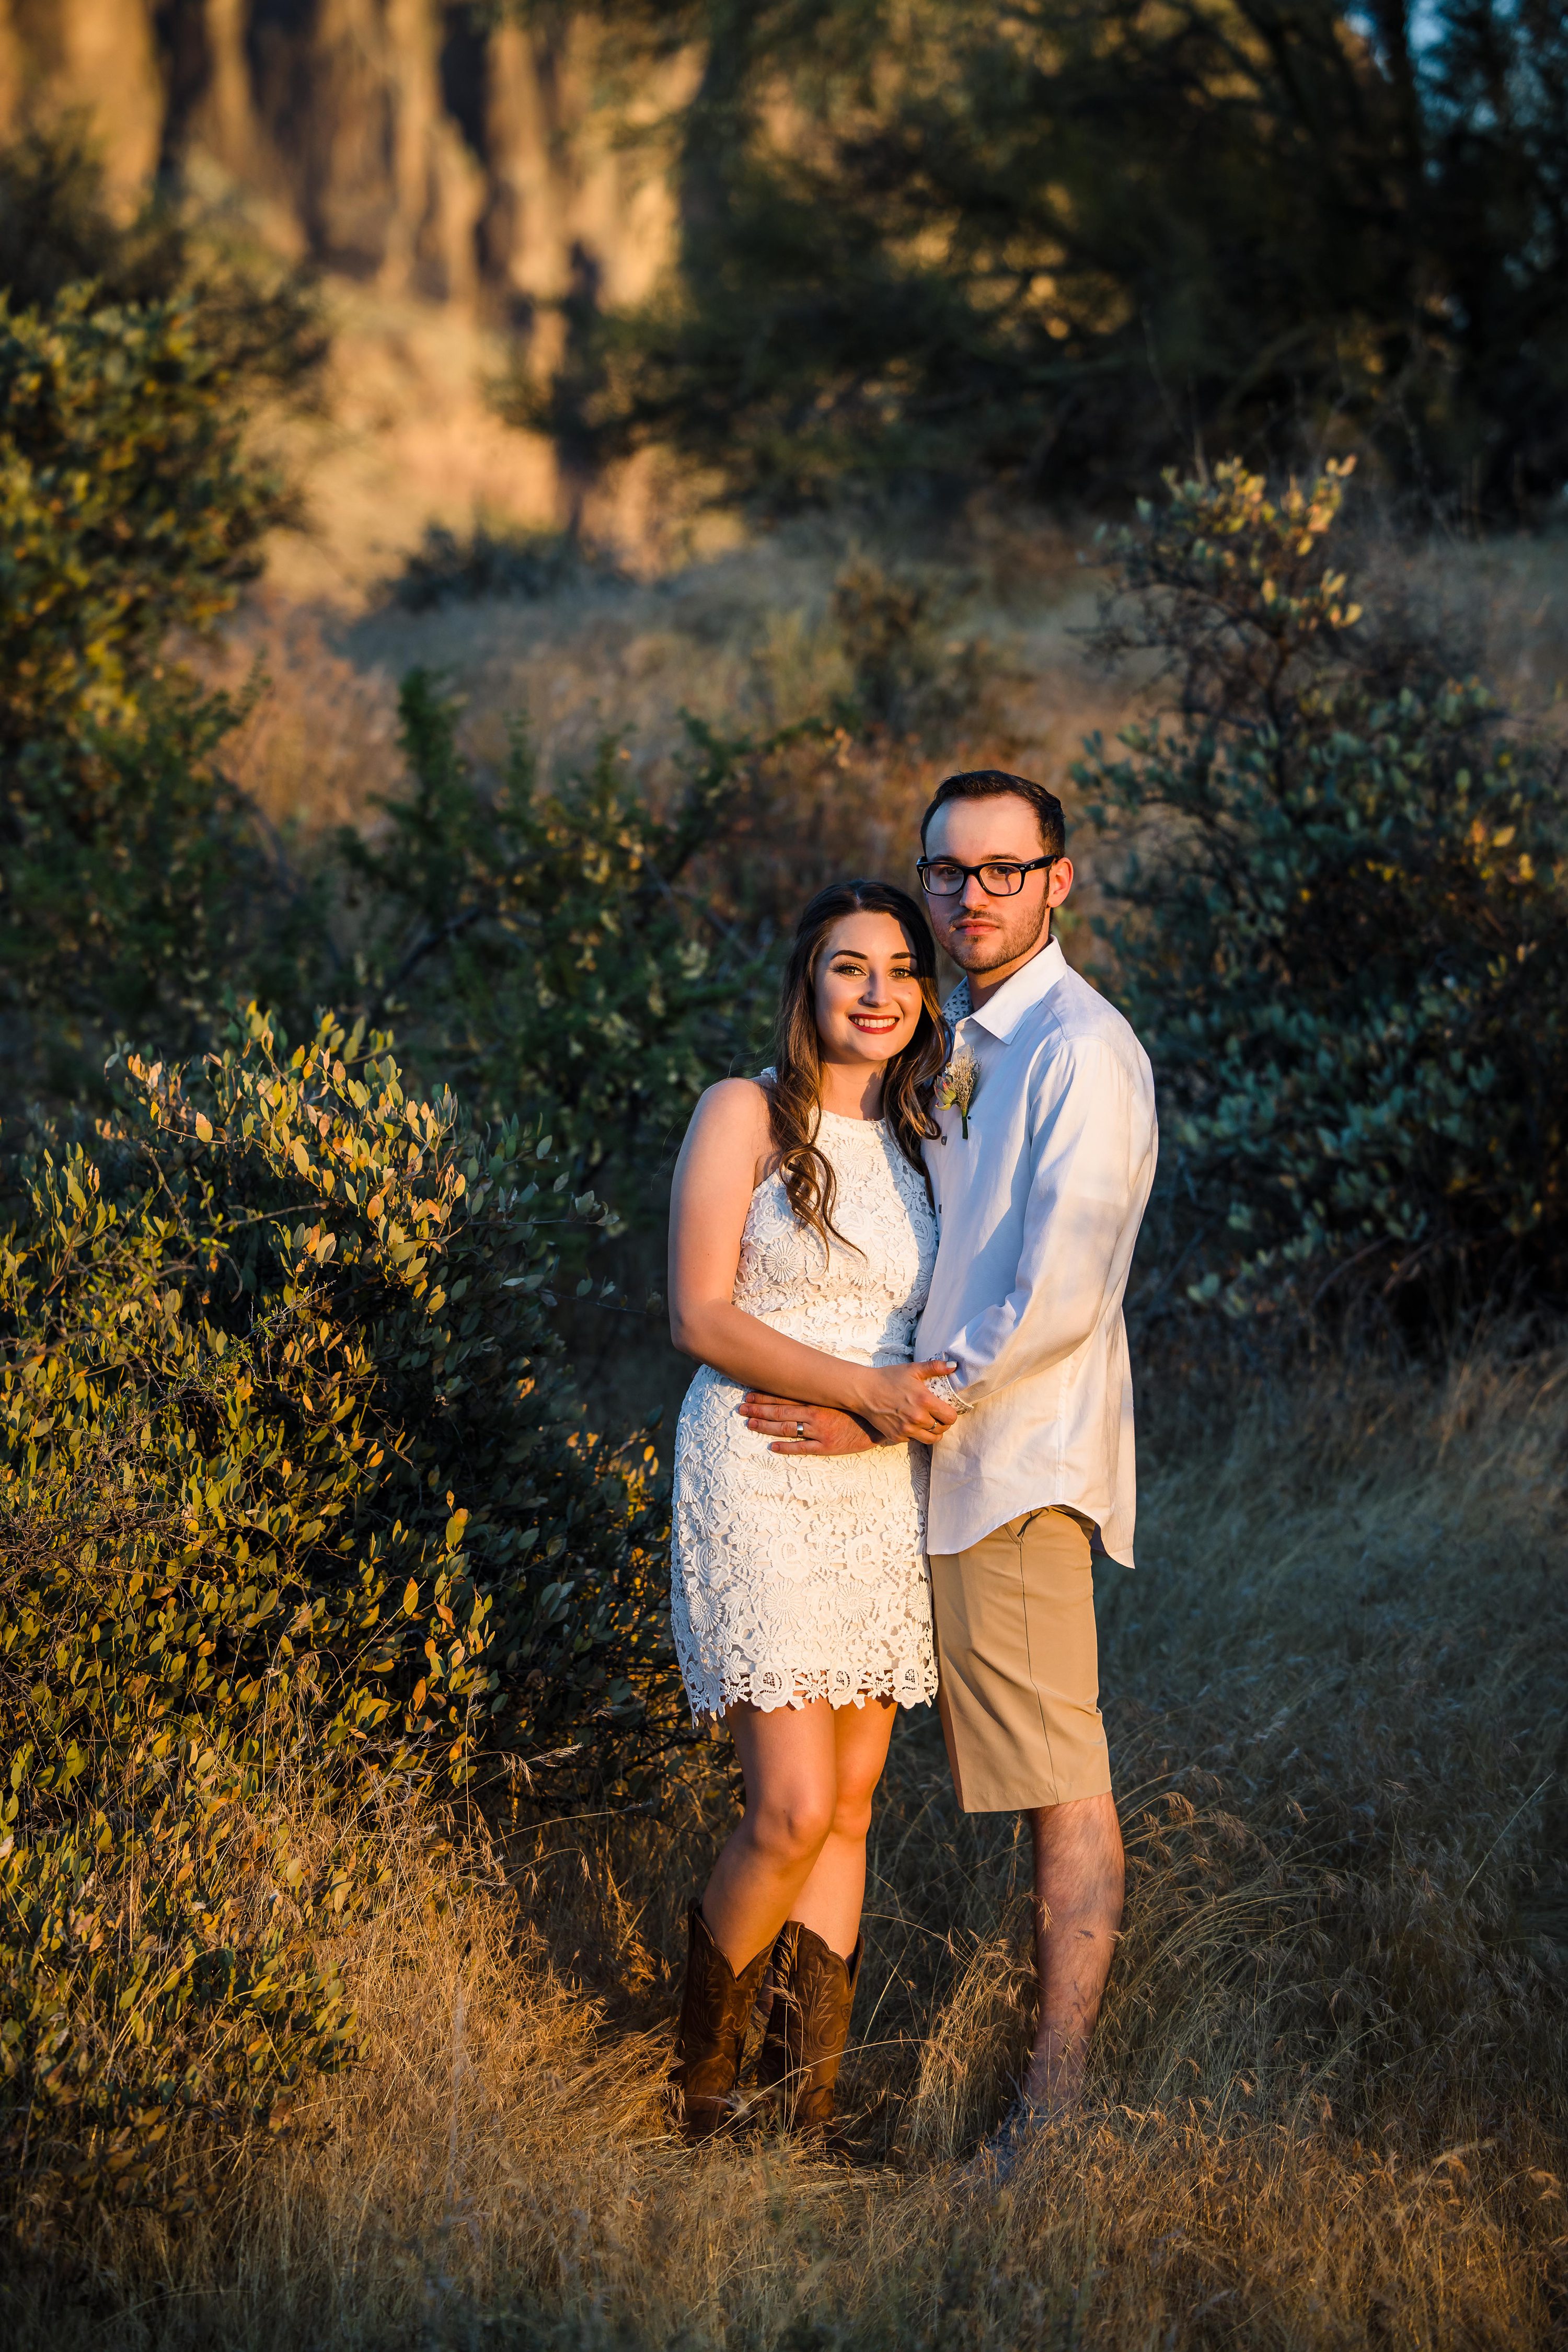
[1020,1791,1124,2113]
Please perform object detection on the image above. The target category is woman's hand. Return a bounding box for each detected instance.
[855,1359,961,1445]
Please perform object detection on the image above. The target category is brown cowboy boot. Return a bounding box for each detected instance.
[669,1901,772,2141]
[756,1919,862,2135]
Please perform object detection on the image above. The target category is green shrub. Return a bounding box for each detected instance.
[0,682,333,1103]
[830,555,985,739]
[0,1786,360,2209]
[0,121,322,389]
[0,124,328,1104]
[0,284,291,757]
[1078,460,1568,1324]
[0,250,328,1100]
[0,1006,673,2201]
[349,672,801,1211]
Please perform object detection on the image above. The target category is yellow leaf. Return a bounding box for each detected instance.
[402,1578,419,1616]
[194,1113,213,1143]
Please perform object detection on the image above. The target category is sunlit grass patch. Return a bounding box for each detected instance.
[6,1346,1563,2348]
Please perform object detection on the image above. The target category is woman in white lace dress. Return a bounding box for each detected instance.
[665,879,957,2141]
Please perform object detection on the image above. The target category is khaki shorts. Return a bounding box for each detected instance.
[929,1507,1112,1813]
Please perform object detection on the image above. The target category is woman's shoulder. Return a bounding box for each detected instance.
[682,1077,777,1194]
[693,1074,771,1120]
[686,1075,774,1148]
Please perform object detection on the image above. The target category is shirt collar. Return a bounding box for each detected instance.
[949,935,1067,1043]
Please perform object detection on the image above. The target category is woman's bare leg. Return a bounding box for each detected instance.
[790,1698,897,1955]
[700,1699,841,1969]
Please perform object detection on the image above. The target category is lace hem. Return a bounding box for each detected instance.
[678,1658,938,1728]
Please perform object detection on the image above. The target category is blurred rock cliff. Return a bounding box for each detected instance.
[0,3,695,588]
[0,2,681,343]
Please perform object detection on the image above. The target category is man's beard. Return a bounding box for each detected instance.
[944,907,1051,973]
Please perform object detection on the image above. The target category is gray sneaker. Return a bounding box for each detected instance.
[960,2094,1092,2189]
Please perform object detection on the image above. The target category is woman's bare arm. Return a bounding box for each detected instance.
[667,1080,956,1444]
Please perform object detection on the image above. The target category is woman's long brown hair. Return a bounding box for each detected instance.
[766,879,947,1252]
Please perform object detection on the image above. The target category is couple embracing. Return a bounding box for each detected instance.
[665,768,1157,2157]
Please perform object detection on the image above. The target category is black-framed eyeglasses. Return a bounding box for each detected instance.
[916,855,1057,898]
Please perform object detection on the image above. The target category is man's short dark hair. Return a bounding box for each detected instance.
[919,769,1066,858]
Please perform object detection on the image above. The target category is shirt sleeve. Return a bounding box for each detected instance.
[939,1037,1145,1405]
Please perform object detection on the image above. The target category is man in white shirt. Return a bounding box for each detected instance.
[741,770,1157,2136]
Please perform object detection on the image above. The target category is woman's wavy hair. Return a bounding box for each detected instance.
[766,879,946,1251]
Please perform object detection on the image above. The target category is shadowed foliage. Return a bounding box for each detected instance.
[346,672,818,1202]
[1080,459,1568,1325]
[0,128,328,1101]
[0,120,322,388]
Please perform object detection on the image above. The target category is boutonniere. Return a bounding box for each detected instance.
[936,1046,979,1138]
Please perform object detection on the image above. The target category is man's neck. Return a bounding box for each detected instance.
[964,923,1053,1013]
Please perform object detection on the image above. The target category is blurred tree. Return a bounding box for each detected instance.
[533,0,1568,517]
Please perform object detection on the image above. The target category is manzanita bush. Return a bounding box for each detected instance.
[1080,460,1568,1324]
[0,1006,674,2205]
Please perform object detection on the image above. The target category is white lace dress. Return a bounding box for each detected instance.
[671,1106,941,1722]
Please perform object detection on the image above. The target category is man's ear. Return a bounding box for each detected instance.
[1048,857,1075,908]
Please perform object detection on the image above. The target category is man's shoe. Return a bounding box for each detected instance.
[962,2091,1089,2187]
[974,2093,1046,2184]
[668,1900,773,2142]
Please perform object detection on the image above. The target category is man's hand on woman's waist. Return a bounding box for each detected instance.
[737,1394,878,1454]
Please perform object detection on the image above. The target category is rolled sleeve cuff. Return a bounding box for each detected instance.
[926,1371,976,1414]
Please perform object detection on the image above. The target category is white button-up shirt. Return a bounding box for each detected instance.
[915,936,1158,1564]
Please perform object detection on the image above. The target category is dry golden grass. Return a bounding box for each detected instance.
[201,491,1568,1003]
[196,590,404,835]
[199,503,1138,859]
[10,1344,1564,2349]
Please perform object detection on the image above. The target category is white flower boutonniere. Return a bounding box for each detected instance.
[936,1046,979,1138]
